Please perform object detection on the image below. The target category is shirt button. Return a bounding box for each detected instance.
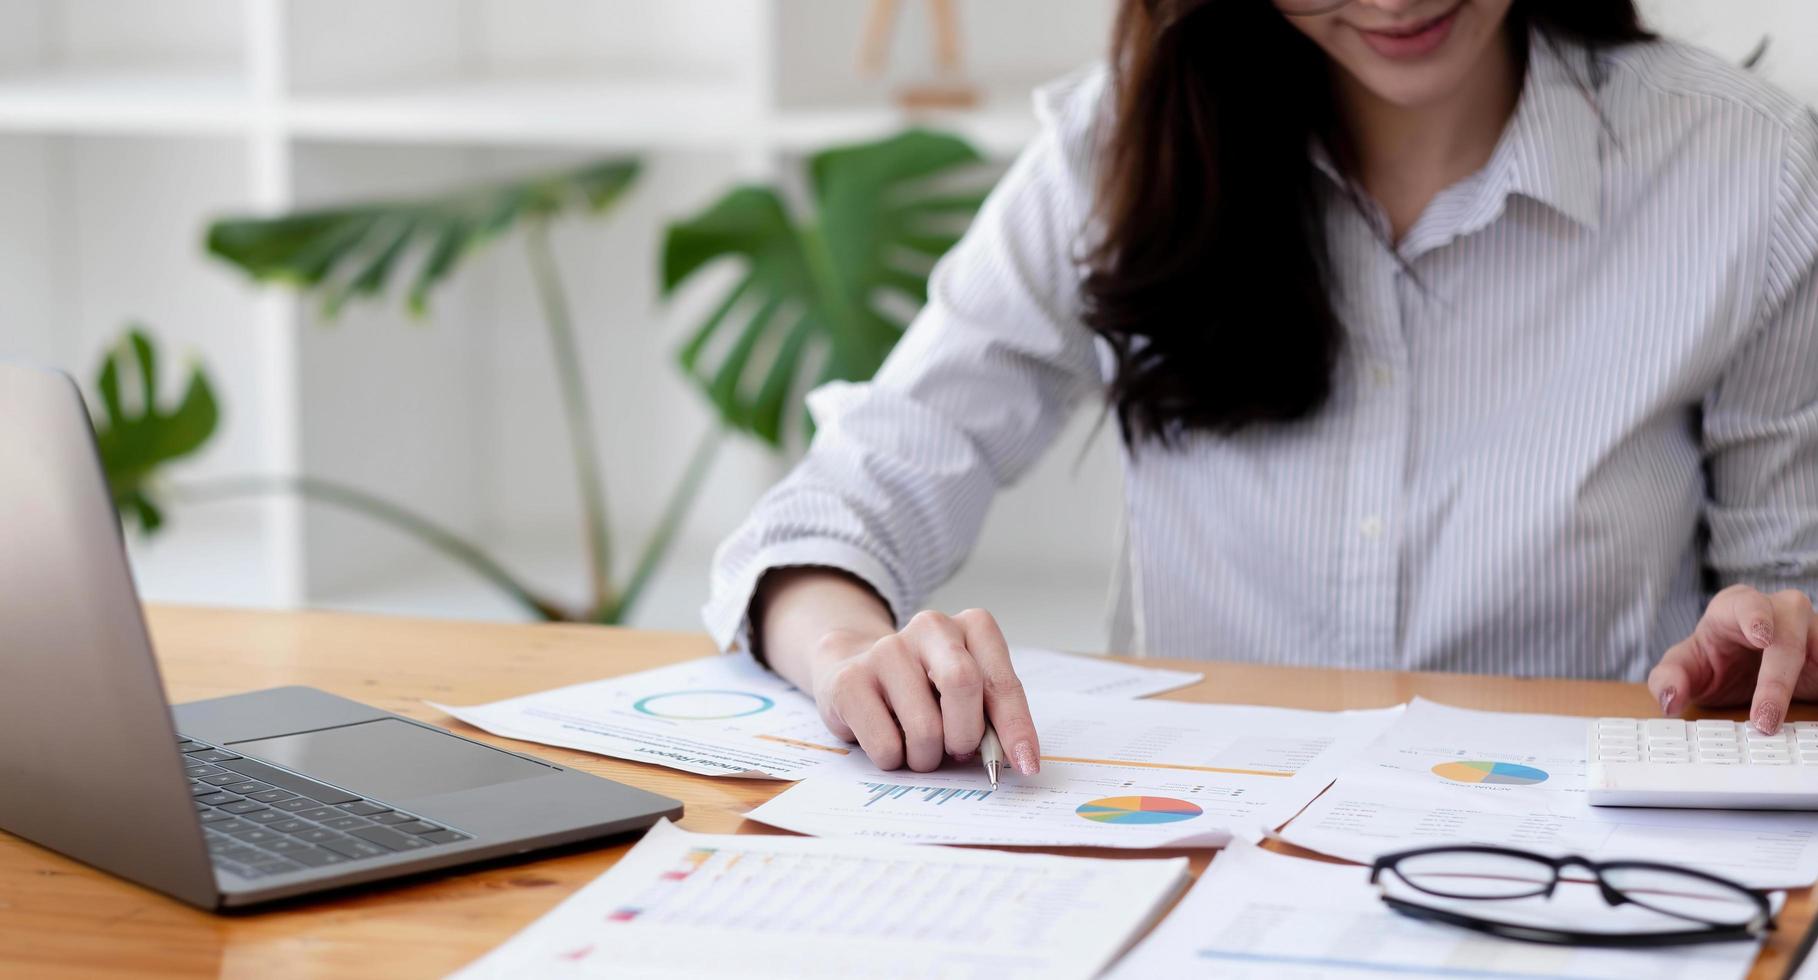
[1360,515,1385,539]
[1371,363,1393,387]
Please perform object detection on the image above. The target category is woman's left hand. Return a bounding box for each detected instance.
[1648,585,1818,733]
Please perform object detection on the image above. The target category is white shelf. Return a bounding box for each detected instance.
[285,75,763,150]
[0,66,253,136]
[773,93,1039,158]
[0,68,1043,158]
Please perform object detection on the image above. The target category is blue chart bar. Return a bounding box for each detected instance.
[861,783,995,807]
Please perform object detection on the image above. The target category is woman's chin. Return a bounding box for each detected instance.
[1338,47,1493,109]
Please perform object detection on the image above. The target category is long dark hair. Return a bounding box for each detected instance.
[1082,0,1653,447]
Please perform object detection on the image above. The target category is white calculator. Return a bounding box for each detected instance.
[1587,717,1818,809]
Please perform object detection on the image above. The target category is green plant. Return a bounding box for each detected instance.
[91,327,219,534]
[206,158,638,621]
[663,129,987,445]
[117,132,989,624]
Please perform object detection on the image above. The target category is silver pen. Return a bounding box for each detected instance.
[980,723,1004,789]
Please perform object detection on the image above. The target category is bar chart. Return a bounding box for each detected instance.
[861,783,996,807]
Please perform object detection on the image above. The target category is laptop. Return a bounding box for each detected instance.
[0,362,683,910]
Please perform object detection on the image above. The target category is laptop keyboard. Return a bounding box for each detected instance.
[178,734,471,880]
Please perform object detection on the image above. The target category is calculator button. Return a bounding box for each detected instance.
[1704,756,1741,765]
[1644,719,1686,738]
[1801,752,1818,764]
[1599,718,1638,732]
[1600,751,1639,763]
[1752,755,1793,765]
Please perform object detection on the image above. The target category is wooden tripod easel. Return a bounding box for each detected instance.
[859,0,980,109]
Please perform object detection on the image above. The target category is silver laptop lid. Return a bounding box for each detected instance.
[0,362,216,908]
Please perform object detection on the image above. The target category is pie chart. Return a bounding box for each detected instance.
[1076,796,1204,825]
[1431,760,1549,786]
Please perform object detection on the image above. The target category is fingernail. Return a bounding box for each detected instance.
[1755,702,1783,735]
[1012,741,1039,775]
[1750,620,1774,646]
[952,751,975,764]
[1659,688,1677,717]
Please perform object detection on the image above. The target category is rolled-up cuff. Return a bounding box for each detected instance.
[700,538,906,654]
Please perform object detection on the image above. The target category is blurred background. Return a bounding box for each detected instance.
[2,0,1813,653]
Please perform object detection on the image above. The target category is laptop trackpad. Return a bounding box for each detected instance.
[228,718,553,800]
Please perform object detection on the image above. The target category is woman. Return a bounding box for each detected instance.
[705,0,1818,774]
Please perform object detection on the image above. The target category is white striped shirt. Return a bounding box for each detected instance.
[704,32,1818,681]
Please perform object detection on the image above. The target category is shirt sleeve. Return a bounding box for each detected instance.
[1703,111,1818,596]
[700,81,1106,653]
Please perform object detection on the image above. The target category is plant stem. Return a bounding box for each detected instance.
[601,424,725,625]
[170,476,570,622]
[523,219,617,613]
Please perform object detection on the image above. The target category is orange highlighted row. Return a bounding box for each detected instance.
[1041,755,1294,778]
[755,734,851,754]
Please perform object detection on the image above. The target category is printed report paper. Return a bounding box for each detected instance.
[746,693,1402,849]
[1277,698,1818,889]
[450,819,1189,980]
[430,648,1202,781]
[1107,838,1767,980]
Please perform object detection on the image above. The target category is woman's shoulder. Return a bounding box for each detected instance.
[1027,63,1114,197]
[1600,36,1818,259]
[1600,37,1816,149]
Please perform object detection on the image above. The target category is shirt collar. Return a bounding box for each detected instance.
[1500,31,1605,230]
[1310,29,1605,233]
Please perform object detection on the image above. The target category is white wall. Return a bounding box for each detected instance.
[1640,0,1818,102]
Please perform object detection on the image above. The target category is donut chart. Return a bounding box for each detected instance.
[1431,760,1549,786]
[1076,796,1204,825]
[632,689,775,720]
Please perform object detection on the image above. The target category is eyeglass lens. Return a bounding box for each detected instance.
[1389,849,1554,899]
[1598,864,1765,928]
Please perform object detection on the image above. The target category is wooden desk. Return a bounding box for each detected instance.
[0,606,1806,978]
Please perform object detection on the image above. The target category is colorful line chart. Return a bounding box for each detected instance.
[631,689,776,720]
[1076,796,1204,825]
[1430,760,1549,786]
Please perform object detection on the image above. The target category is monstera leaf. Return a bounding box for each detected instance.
[207,158,640,317]
[662,129,990,446]
[91,328,220,534]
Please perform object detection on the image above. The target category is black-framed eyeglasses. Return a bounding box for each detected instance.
[1371,846,1776,947]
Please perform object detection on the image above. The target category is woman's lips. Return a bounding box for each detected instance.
[1356,7,1459,60]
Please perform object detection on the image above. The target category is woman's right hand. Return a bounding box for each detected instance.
[808,610,1042,774]
[753,567,1041,774]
